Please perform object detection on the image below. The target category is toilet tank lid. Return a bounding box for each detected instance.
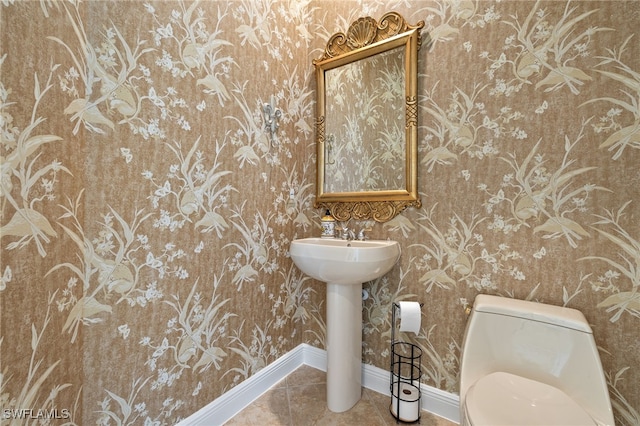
[473,295,592,333]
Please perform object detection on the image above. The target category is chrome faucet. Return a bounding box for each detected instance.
[340,226,355,240]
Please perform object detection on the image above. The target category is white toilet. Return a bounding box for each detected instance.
[459,294,614,426]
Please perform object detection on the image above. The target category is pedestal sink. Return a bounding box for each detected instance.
[289,237,401,412]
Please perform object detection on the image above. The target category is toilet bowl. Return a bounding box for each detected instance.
[459,295,614,426]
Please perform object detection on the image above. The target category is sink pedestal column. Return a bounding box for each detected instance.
[326,283,362,413]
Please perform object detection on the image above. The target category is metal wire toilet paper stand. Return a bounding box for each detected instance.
[390,302,423,423]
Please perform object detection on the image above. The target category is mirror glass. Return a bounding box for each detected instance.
[314,13,425,222]
[324,46,406,193]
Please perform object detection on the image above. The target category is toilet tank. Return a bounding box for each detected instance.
[460,295,614,425]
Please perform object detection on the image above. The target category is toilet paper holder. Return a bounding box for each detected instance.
[389,302,423,423]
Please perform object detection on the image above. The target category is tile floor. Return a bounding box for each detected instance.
[224,365,457,426]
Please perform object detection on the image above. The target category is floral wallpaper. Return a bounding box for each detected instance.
[1,1,638,425]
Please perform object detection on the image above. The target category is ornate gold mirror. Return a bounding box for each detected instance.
[313,12,425,222]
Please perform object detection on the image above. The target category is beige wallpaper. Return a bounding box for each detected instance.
[1,1,638,425]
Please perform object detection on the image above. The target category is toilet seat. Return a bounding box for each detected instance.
[463,371,596,426]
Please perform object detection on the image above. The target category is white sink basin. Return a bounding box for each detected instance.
[289,237,400,413]
[289,237,400,285]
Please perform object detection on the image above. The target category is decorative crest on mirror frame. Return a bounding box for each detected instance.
[313,12,425,223]
[316,12,425,61]
[321,200,422,223]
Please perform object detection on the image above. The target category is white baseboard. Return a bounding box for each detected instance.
[178,344,307,425]
[178,343,460,425]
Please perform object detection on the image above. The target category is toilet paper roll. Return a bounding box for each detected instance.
[398,301,421,334]
[391,381,420,422]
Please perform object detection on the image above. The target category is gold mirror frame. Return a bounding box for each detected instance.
[313,12,425,223]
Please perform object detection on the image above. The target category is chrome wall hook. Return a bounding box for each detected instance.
[262,95,282,146]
